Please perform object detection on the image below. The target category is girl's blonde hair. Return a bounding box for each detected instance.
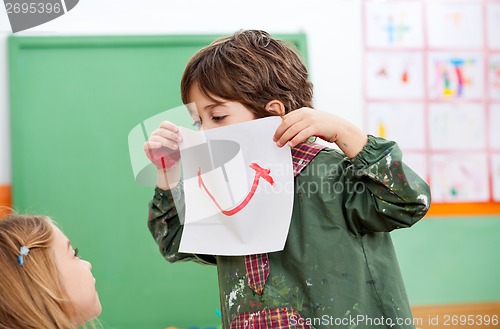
[0,214,79,328]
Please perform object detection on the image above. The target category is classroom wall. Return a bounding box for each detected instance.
[0,0,363,211]
[1,1,499,327]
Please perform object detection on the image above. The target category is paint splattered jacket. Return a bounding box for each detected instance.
[148,135,431,329]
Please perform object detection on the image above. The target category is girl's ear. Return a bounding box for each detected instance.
[265,100,285,116]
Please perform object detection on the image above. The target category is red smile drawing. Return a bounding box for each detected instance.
[197,163,275,216]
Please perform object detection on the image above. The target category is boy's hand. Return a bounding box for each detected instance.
[144,121,182,170]
[273,107,368,159]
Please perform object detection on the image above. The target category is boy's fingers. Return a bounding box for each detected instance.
[159,121,179,132]
[273,114,302,142]
[151,128,182,142]
[275,121,306,147]
[144,141,162,150]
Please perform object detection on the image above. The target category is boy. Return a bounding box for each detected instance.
[145,30,430,329]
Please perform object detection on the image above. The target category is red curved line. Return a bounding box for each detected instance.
[197,163,274,217]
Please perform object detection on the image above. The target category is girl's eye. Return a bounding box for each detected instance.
[74,248,79,258]
[212,115,227,122]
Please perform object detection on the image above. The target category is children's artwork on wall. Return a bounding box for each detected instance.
[363,0,499,212]
[491,105,500,150]
[430,154,489,203]
[364,1,423,48]
[427,52,484,100]
[487,2,500,50]
[493,154,500,202]
[426,2,483,49]
[489,54,500,100]
[367,102,425,150]
[428,103,486,151]
[366,51,424,99]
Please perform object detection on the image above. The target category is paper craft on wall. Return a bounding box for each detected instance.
[429,103,486,151]
[487,2,500,50]
[427,52,484,100]
[430,154,489,203]
[366,51,424,99]
[364,1,423,48]
[426,2,483,49]
[367,103,425,150]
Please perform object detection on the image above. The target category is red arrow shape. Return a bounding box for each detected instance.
[197,163,275,216]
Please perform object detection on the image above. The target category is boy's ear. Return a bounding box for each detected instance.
[265,100,285,116]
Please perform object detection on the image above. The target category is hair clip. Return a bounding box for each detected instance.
[18,246,29,266]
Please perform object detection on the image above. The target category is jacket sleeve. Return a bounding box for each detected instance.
[147,182,217,265]
[343,135,431,234]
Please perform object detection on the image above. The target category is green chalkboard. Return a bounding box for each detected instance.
[8,34,308,329]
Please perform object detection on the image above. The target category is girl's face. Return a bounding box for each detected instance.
[51,224,102,326]
[188,84,256,130]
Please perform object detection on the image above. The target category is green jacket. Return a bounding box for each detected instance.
[148,136,431,329]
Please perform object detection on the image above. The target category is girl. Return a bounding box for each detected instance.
[0,213,102,329]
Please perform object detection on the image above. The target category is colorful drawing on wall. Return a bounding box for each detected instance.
[487,2,500,50]
[365,1,423,48]
[490,104,500,150]
[367,103,425,150]
[427,52,483,99]
[366,51,424,99]
[489,54,500,100]
[430,153,489,203]
[429,103,486,151]
[426,2,483,49]
[493,154,500,202]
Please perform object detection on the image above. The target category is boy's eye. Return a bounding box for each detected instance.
[212,115,227,122]
[74,248,79,258]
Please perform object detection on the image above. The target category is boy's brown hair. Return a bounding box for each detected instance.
[181,29,313,117]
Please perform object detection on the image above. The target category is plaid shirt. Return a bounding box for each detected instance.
[245,142,326,296]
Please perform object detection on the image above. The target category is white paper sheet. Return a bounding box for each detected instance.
[177,117,294,255]
[426,2,483,49]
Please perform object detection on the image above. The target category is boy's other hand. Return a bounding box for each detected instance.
[273,108,340,148]
[273,108,367,158]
